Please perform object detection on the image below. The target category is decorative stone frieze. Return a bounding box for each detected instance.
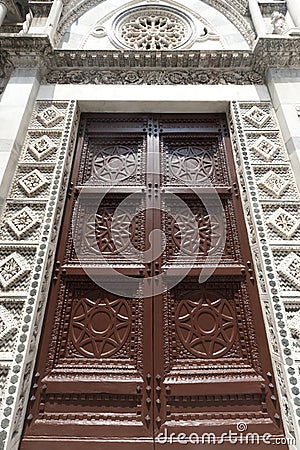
[231,100,300,446]
[0,100,78,450]
[45,68,264,85]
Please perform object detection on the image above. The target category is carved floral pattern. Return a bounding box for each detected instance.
[28,135,57,161]
[267,207,300,239]
[18,169,49,195]
[36,105,64,128]
[0,304,18,343]
[257,170,289,198]
[46,69,264,86]
[278,252,300,290]
[0,252,31,289]
[249,135,279,161]
[243,106,271,128]
[6,206,40,239]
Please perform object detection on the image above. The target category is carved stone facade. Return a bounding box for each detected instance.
[231,101,300,445]
[0,100,79,449]
[1,0,300,449]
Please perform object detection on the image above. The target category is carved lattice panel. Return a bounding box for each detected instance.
[77,134,146,186]
[162,195,241,265]
[67,195,145,264]
[161,134,230,187]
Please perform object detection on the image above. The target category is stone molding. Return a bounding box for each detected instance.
[231,101,300,447]
[0,100,79,450]
[1,36,300,85]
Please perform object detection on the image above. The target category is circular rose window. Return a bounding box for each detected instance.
[113,5,195,50]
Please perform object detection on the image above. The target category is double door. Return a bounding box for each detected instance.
[21,114,286,449]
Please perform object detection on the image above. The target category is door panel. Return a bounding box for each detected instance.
[21,114,287,449]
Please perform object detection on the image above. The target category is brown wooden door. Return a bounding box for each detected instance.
[21,114,287,449]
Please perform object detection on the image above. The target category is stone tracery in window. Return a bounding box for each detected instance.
[113,6,195,50]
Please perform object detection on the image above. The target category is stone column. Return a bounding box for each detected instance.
[0,2,7,27]
[286,0,300,28]
[0,69,40,215]
[46,0,63,42]
[248,0,266,37]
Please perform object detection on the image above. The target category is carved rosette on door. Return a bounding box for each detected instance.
[21,114,287,449]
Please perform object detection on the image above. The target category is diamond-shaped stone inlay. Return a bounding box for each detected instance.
[28,135,57,161]
[0,304,18,342]
[287,311,300,339]
[249,136,279,161]
[6,206,40,239]
[257,170,289,198]
[36,105,64,128]
[244,106,271,128]
[278,252,300,290]
[267,207,300,239]
[0,252,31,289]
[18,169,48,195]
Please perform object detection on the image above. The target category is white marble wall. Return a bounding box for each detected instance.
[267,69,300,189]
[0,70,40,216]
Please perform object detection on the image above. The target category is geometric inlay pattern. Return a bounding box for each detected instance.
[169,146,215,183]
[171,212,223,256]
[257,170,289,198]
[28,135,57,161]
[92,146,137,183]
[0,304,18,343]
[175,295,237,358]
[243,106,271,128]
[18,169,48,195]
[6,206,40,239]
[0,252,31,289]
[84,210,134,255]
[116,6,193,50]
[267,207,300,239]
[278,252,300,290]
[71,296,132,358]
[36,105,64,128]
[287,311,300,340]
[249,135,279,161]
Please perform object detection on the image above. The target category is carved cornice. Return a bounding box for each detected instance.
[1,35,300,84]
[28,1,52,17]
[259,1,287,17]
